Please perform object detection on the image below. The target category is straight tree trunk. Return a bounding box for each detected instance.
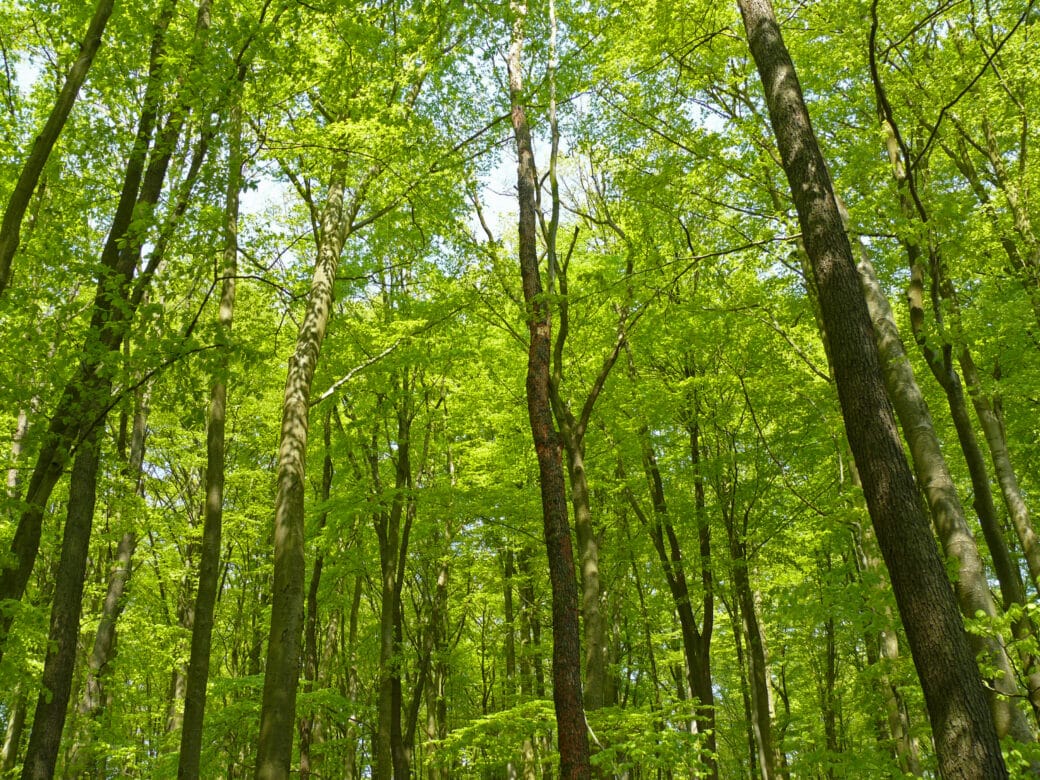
[20,431,101,780]
[507,1,591,776]
[178,94,243,780]
[299,410,334,780]
[254,173,346,780]
[343,573,363,780]
[737,0,1006,775]
[0,0,116,295]
[503,548,518,702]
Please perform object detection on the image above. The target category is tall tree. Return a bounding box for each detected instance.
[736,0,1006,775]
[507,0,591,776]
[253,171,346,780]
[178,89,244,779]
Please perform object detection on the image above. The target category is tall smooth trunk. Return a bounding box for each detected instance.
[737,0,1005,774]
[254,174,346,780]
[178,96,242,780]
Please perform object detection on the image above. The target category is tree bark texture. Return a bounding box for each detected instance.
[254,174,346,780]
[20,432,101,780]
[737,0,1006,775]
[858,255,1036,740]
[0,0,115,295]
[508,2,591,776]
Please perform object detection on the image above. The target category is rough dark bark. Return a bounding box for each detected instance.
[507,1,591,776]
[737,0,1006,775]
[254,173,346,780]
[0,0,115,295]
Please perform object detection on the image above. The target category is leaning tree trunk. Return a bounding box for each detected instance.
[858,254,1038,737]
[507,1,591,776]
[736,0,1005,775]
[253,173,346,780]
[0,0,115,295]
[0,0,177,661]
[627,426,717,778]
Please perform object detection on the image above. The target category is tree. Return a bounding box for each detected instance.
[736,0,1006,774]
[507,0,591,776]
[0,0,114,295]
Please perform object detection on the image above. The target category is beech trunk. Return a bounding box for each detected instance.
[737,0,1005,774]
[254,174,346,780]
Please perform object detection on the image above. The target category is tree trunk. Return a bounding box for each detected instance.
[0,0,115,295]
[254,173,346,780]
[858,255,1037,739]
[507,1,591,776]
[628,429,716,778]
[503,548,518,702]
[737,0,1005,774]
[373,387,414,780]
[958,348,1040,594]
[64,526,137,776]
[855,525,923,776]
[178,94,242,780]
[0,0,189,660]
[1,686,27,774]
[563,439,609,710]
[20,431,101,780]
[299,409,333,780]
[725,510,777,780]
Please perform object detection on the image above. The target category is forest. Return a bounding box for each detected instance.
[0,0,1038,777]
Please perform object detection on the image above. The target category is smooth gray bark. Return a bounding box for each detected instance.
[254,174,346,780]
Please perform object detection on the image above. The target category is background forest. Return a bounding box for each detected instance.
[1,0,1039,776]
